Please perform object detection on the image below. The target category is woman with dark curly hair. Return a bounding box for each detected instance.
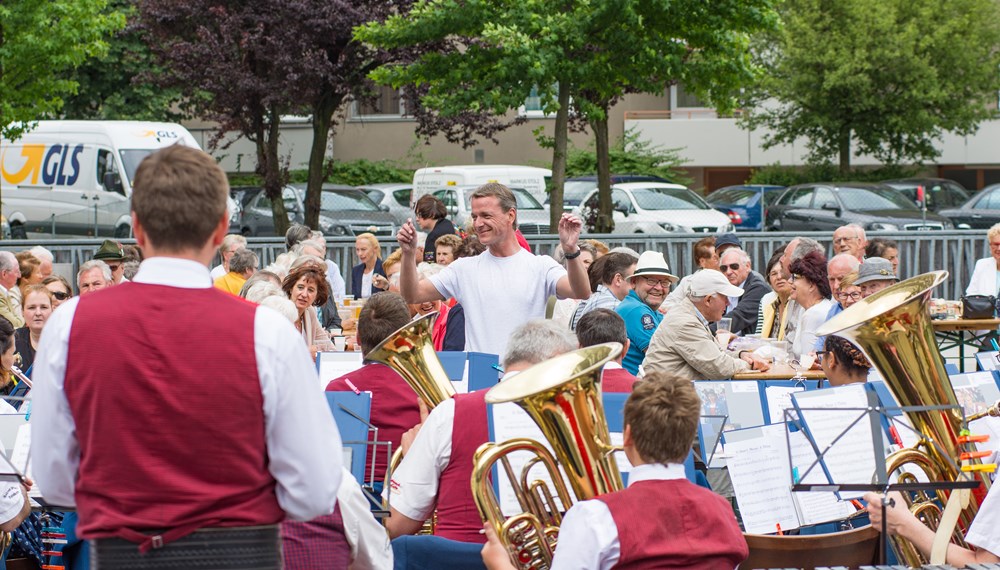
[788,250,833,359]
[282,264,334,357]
[821,335,871,386]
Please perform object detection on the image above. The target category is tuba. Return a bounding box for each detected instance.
[472,343,625,570]
[816,271,992,566]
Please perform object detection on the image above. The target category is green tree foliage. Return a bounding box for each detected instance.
[60,0,183,121]
[745,0,1000,173]
[748,163,922,187]
[0,0,124,140]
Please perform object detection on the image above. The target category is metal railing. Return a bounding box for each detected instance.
[2,230,989,300]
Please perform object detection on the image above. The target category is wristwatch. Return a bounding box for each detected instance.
[564,249,582,260]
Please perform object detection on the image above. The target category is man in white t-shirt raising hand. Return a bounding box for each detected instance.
[397,182,591,357]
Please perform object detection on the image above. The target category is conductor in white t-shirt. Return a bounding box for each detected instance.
[397,182,591,357]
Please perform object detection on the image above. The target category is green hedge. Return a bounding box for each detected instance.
[227,159,414,187]
[748,163,925,186]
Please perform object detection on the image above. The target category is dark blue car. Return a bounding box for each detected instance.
[706,185,786,231]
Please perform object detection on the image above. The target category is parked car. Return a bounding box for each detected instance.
[881,178,970,212]
[937,183,1000,229]
[431,185,552,234]
[706,185,786,231]
[357,183,413,226]
[240,184,396,237]
[551,174,675,212]
[765,182,952,232]
[574,182,734,234]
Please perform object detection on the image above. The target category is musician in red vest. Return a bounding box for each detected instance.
[384,320,577,544]
[483,372,748,570]
[576,308,638,392]
[31,144,344,569]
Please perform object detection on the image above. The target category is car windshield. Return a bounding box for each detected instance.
[562,181,598,204]
[836,186,917,211]
[631,186,708,210]
[119,149,157,186]
[319,189,380,211]
[463,187,543,210]
[709,188,757,206]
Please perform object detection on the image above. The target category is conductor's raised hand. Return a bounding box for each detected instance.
[397,219,418,254]
[558,213,583,252]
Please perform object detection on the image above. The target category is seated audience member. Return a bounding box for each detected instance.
[585,239,610,257]
[644,270,769,382]
[571,252,638,330]
[820,336,870,387]
[865,484,999,566]
[282,264,334,356]
[456,234,486,258]
[482,373,748,570]
[576,309,637,392]
[550,242,599,328]
[866,237,899,275]
[42,275,74,310]
[814,271,864,351]
[239,270,283,299]
[353,232,387,299]
[410,264,465,351]
[832,223,867,261]
[616,251,678,375]
[757,249,792,339]
[294,235,347,303]
[415,195,457,264]
[93,239,128,284]
[76,259,112,296]
[788,251,833,359]
[663,236,719,312]
[29,246,54,280]
[210,233,247,280]
[0,318,26,398]
[434,234,463,267]
[0,252,23,328]
[326,292,422,482]
[855,256,899,298]
[967,223,1000,298]
[15,285,54,375]
[713,233,743,258]
[380,249,403,293]
[14,251,42,305]
[779,237,825,344]
[827,253,861,299]
[384,320,577,543]
[214,248,258,295]
[717,247,770,336]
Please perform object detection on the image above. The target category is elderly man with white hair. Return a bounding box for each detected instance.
[209,233,247,280]
[643,270,770,382]
[76,259,112,296]
[832,224,867,261]
[0,252,23,327]
[29,246,54,279]
[717,248,771,336]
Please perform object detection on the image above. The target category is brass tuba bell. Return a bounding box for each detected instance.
[365,311,456,408]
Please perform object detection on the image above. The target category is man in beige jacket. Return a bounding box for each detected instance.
[643,270,769,382]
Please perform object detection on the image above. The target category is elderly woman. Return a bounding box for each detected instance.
[14,251,42,305]
[967,223,1000,298]
[866,238,899,276]
[282,264,334,357]
[820,335,871,387]
[788,250,834,359]
[14,285,53,375]
[415,194,457,263]
[351,232,387,299]
[42,275,74,310]
[836,272,863,310]
[757,249,793,339]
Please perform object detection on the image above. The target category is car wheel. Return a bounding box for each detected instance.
[114,224,132,238]
[10,223,27,240]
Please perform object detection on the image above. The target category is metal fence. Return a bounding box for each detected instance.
[2,230,990,300]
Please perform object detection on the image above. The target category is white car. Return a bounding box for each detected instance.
[575,182,734,234]
[431,185,553,234]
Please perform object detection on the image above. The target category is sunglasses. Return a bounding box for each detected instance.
[721,263,742,272]
[107,263,122,272]
[52,291,70,301]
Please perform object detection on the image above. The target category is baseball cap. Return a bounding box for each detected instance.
[688,269,744,297]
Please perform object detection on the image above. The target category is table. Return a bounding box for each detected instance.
[932,318,1000,372]
[732,364,826,381]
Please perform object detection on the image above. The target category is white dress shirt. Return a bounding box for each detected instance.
[385,398,457,521]
[551,463,687,570]
[31,257,343,521]
[0,401,24,526]
[337,467,393,569]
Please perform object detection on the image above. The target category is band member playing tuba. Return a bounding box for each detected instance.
[483,372,748,569]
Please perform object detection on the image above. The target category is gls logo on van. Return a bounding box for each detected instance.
[1,144,84,186]
[137,129,180,140]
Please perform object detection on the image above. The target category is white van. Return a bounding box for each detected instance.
[412,165,551,204]
[1,120,200,238]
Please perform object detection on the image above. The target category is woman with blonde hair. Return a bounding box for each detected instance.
[14,284,54,375]
[967,222,1000,297]
[351,232,387,299]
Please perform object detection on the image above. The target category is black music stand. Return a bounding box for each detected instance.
[781,391,982,565]
[336,403,392,518]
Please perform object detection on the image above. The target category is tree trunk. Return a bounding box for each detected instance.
[304,92,342,230]
[260,107,289,236]
[548,83,571,230]
[838,125,851,174]
[593,112,613,233]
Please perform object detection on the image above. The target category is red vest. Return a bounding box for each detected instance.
[326,363,421,482]
[597,478,748,569]
[601,367,637,393]
[64,283,284,539]
[434,390,489,544]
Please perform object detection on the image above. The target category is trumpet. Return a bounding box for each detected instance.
[472,343,624,570]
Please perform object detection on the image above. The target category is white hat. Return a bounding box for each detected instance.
[629,251,678,284]
[688,269,744,298]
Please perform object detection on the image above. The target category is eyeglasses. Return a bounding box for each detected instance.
[106,263,122,272]
[641,276,671,288]
[51,291,69,301]
[816,350,832,364]
[837,291,862,301]
[721,263,742,272]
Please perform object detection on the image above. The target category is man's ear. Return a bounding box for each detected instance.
[131,213,146,249]
[623,424,634,448]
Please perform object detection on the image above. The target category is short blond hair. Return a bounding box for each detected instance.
[839,271,859,290]
[988,223,1000,244]
[220,234,247,254]
[382,248,403,274]
[356,232,381,256]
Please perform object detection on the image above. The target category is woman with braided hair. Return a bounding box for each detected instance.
[820,335,871,386]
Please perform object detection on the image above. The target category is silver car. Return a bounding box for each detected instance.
[430,185,553,234]
[240,184,396,237]
[357,183,413,226]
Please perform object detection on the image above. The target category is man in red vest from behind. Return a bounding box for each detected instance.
[32,144,344,569]
[483,372,748,569]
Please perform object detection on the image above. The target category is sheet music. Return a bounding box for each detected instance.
[10,424,40,499]
[609,432,630,475]
[317,352,364,388]
[724,425,800,534]
[765,386,804,425]
[792,384,878,499]
[490,403,577,516]
[787,429,855,525]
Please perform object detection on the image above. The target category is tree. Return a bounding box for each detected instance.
[0,0,124,140]
[358,0,776,232]
[61,0,184,121]
[745,0,1000,173]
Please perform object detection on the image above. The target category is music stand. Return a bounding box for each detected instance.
[782,392,982,564]
[695,414,728,469]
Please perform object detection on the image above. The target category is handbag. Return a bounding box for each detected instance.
[961,294,996,319]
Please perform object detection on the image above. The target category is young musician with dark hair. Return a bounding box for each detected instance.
[483,373,748,569]
[575,309,636,392]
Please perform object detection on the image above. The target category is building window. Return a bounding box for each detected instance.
[519,85,563,118]
[352,86,406,119]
